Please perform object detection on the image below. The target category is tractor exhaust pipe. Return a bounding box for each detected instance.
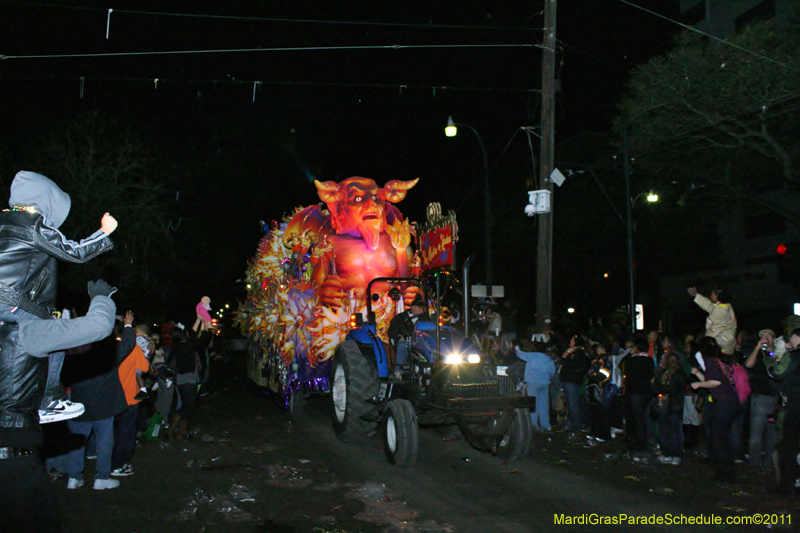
[462,254,475,339]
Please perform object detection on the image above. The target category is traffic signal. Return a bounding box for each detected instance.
[777,243,788,256]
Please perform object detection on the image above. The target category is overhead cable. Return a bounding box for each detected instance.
[0,0,543,32]
[1,42,541,61]
[617,0,800,73]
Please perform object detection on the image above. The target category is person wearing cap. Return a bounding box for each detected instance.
[388,294,429,371]
[744,327,779,471]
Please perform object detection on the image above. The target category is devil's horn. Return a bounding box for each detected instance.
[315,180,343,204]
[381,178,419,203]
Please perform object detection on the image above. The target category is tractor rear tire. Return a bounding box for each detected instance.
[497,408,533,461]
[383,399,419,467]
[331,340,380,443]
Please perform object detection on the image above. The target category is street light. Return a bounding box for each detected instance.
[445,117,457,137]
[626,188,658,333]
[445,116,492,290]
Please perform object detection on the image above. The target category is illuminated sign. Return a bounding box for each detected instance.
[418,203,458,272]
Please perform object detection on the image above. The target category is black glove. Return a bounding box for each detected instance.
[87,279,118,299]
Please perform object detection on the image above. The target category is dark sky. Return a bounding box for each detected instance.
[0,0,682,323]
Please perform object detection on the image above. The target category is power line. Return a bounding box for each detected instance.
[1,42,541,61]
[557,39,629,74]
[0,72,539,94]
[0,0,543,32]
[617,0,800,73]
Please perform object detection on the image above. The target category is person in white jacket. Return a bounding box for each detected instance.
[515,335,556,431]
[688,286,737,355]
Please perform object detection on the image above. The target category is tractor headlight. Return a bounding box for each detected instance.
[444,354,462,365]
[443,352,482,364]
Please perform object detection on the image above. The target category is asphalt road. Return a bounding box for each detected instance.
[54,353,776,533]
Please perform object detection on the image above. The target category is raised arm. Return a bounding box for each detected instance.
[117,311,137,364]
[33,217,114,264]
[18,280,117,357]
[692,292,715,314]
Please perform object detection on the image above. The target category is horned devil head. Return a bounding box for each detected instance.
[314,177,418,250]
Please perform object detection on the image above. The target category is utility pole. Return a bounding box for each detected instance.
[536,0,557,328]
[622,118,636,334]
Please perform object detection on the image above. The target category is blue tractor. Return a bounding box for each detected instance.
[330,277,536,466]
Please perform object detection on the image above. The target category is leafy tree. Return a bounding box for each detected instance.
[22,111,179,311]
[616,19,800,227]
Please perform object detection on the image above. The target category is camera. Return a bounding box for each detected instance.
[524,203,537,217]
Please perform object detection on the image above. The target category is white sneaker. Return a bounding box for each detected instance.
[110,463,134,477]
[39,400,85,424]
[657,455,673,464]
[66,478,84,490]
[93,478,120,490]
[165,379,173,388]
[151,382,159,391]
[671,457,682,466]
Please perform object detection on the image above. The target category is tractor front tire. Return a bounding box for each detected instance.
[331,340,380,443]
[496,408,533,461]
[383,399,419,467]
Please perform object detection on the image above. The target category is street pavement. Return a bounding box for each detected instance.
[53,353,797,532]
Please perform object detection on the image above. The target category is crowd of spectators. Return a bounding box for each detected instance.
[46,311,216,490]
[513,286,800,494]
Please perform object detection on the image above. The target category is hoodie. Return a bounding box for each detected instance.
[9,171,72,229]
[0,171,114,318]
[515,346,556,387]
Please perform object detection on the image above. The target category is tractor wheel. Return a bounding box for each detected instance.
[496,408,533,461]
[331,340,380,443]
[383,399,419,467]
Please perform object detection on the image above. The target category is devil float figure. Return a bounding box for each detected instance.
[236,177,419,407]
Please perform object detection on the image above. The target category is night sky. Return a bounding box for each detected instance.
[0,0,682,326]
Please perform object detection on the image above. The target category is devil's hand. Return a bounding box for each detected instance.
[318,275,347,307]
[386,219,412,251]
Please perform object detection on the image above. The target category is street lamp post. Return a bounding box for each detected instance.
[589,157,658,334]
[623,131,635,334]
[445,116,492,290]
[626,190,659,332]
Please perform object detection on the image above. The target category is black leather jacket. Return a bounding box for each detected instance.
[388,309,430,344]
[0,210,113,318]
[0,296,116,447]
[0,323,47,445]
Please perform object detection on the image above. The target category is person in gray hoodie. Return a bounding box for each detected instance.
[0,279,118,533]
[0,171,117,423]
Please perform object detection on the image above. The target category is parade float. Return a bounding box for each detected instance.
[237,176,534,465]
[235,176,424,408]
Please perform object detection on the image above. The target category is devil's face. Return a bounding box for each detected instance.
[336,179,386,248]
[315,176,418,251]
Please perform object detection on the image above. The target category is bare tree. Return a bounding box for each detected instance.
[616,20,800,227]
[27,111,178,308]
